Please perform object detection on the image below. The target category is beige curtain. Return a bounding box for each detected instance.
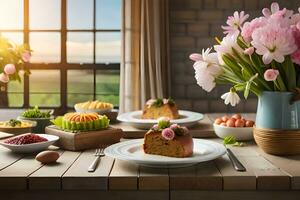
[119,0,170,113]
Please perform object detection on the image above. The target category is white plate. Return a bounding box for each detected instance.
[74,105,112,114]
[104,139,226,168]
[0,134,59,153]
[117,110,204,129]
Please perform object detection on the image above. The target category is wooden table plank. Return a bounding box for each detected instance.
[0,155,43,190]
[214,155,257,190]
[239,156,290,190]
[169,165,197,190]
[257,148,300,190]
[139,167,169,190]
[62,150,114,190]
[109,159,138,190]
[0,146,24,171]
[29,151,81,190]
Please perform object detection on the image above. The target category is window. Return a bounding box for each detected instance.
[0,0,121,113]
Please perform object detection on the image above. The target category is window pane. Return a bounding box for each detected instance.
[29,70,60,107]
[0,32,23,45]
[67,70,93,106]
[96,32,120,63]
[0,0,23,29]
[30,32,61,63]
[67,0,93,30]
[96,70,119,105]
[29,0,61,30]
[7,73,24,107]
[96,0,121,30]
[67,32,93,63]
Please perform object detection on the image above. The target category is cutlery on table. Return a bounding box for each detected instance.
[226,148,246,172]
[88,148,105,172]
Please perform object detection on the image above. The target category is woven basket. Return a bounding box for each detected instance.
[254,127,300,155]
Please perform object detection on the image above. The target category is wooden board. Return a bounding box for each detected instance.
[62,150,114,190]
[45,126,123,151]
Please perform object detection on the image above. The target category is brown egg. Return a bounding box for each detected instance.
[226,118,236,127]
[35,151,60,164]
[235,119,245,127]
[214,118,223,125]
[232,113,242,119]
[222,116,229,122]
[245,120,255,127]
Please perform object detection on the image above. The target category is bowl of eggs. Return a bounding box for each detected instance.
[213,114,255,141]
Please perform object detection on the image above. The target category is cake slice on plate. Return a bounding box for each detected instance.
[143,118,193,157]
[142,98,179,119]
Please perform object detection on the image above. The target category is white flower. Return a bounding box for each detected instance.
[221,90,241,106]
[192,48,223,92]
[214,34,244,65]
[222,11,249,36]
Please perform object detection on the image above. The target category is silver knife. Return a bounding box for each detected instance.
[226,148,246,172]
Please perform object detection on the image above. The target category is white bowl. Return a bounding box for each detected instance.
[0,134,59,153]
[213,124,253,141]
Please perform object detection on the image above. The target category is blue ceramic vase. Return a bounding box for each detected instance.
[256,91,300,129]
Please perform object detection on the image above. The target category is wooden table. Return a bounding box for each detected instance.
[1,113,300,200]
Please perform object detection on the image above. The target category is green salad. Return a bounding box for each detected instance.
[22,106,51,118]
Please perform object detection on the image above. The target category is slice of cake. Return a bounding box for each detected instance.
[143,118,193,157]
[142,98,179,119]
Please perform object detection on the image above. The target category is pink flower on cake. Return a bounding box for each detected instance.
[0,73,9,83]
[251,23,297,64]
[161,128,175,140]
[22,51,31,62]
[222,11,249,36]
[4,64,16,75]
[170,124,179,130]
[264,69,279,81]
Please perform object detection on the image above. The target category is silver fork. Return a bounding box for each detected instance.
[88,148,105,172]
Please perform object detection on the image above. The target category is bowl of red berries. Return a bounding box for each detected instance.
[213,114,255,141]
[0,133,59,153]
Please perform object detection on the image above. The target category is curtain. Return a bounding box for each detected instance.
[119,0,170,113]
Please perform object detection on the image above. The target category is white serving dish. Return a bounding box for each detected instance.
[213,123,253,141]
[0,134,59,153]
[117,110,204,129]
[104,138,226,168]
[74,105,112,115]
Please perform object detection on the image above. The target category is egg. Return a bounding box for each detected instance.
[226,118,236,127]
[214,118,223,125]
[35,151,60,164]
[245,120,255,127]
[235,119,245,127]
[221,116,229,122]
[232,114,242,119]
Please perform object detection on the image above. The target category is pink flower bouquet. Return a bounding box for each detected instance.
[190,2,300,106]
[0,36,31,83]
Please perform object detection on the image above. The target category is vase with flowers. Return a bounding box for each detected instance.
[0,35,31,106]
[189,2,300,155]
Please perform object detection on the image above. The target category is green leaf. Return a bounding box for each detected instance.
[223,135,243,147]
[282,56,296,91]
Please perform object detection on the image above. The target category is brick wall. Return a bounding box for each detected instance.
[169,0,300,113]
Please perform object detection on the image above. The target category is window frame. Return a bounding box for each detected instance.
[1,0,121,115]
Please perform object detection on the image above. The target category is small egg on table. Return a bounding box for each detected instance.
[35,150,60,164]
